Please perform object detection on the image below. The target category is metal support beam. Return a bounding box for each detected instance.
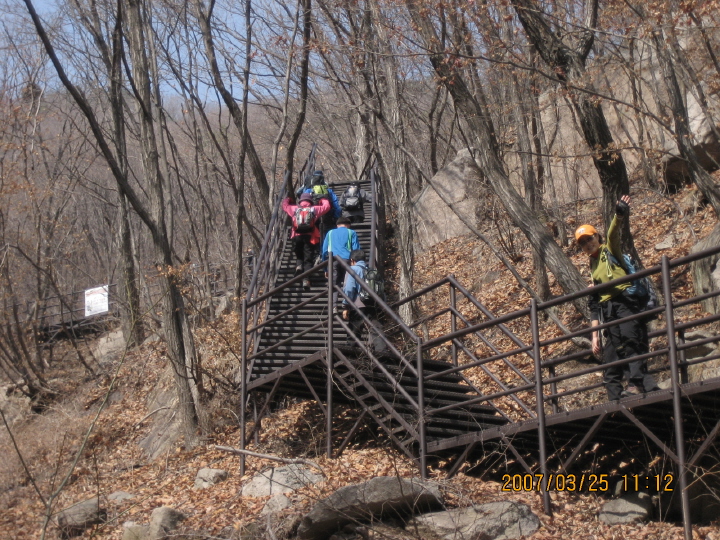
[447,442,477,479]
[561,412,609,473]
[688,419,720,468]
[417,337,427,480]
[501,434,533,475]
[245,378,281,446]
[662,255,692,540]
[299,366,326,416]
[619,406,679,463]
[327,253,334,458]
[531,300,552,515]
[336,410,369,458]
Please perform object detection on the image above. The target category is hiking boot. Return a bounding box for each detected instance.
[302,278,311,289]
[295,264,303,276]
[621,385,642,398]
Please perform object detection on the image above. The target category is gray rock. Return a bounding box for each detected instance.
[138,368,183,461]
[56,496,106,538]
[654,235,675,251]
[599,492,653,525]
[409,501,540,540]
[261,494,292,515]
[413,148,488,252]
[194,467,228,489]
[93,330,126,363]
[297,476,443,540]
[147,507,185,540]
[241,463,324,497]
[684,330,719,360]
[122,523,148,540]
[109,491,135,503]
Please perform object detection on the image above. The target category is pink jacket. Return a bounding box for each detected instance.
[282,197,331,245]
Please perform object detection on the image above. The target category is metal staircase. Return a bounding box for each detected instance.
[239,151,720,539]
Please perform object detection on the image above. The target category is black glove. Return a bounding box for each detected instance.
[615,200,630,217]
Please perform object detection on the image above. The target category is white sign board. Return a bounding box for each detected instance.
[85,286,109,317]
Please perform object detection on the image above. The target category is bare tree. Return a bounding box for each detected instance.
[23,0,201,444]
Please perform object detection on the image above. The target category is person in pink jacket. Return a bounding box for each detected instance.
[282,192,331,288]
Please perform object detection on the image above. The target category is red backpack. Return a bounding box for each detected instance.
[293,205,316,233]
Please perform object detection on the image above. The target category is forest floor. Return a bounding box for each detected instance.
[1,182,720,539]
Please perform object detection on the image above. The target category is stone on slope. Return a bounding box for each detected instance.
[147,507,185,540]
[409,501,540,540]
[297,476,443,540]
[241,463,324,497]
[56,496,106,538]
[193,467,228,489]
[599,492,653,525]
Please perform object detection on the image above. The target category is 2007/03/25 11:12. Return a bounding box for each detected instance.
[624,474,674,492]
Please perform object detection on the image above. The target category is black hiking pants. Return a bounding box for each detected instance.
[293,235,317,273]
[600,292,654,400]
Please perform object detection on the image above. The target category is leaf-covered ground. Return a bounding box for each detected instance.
[1,185,719,539]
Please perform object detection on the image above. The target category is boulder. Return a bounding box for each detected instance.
[108,491,135,503]
[138,367,183,461]
[413,149,487,252]
[599,492,653,525]
[193,467,228,489]
[147,507,185,540]
[56,496,106,538]
[409,501,540,540]
[684,330,719,360]
[93,330,126,363]
[261,494,293,516]
[241,463,324,498]
[297,476,443,540]
[691,225,720,315]
[122,523,148,540]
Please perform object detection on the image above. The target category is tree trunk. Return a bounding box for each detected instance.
[370,0,415,322]
[510,0,636,255]
[405,2,588,307]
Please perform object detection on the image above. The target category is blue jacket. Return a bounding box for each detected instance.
[342,260,367,306]
[303,187,342,219]
[322,226,360,262]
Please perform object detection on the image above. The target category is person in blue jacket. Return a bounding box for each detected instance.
[341,249,367,345]
[303,171,341,246]
[322,217,360,307]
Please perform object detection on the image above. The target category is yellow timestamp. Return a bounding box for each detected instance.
[623,473,674,492]
[501,473,610,492]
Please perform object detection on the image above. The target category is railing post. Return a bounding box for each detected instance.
[677,329,688,384]
[416,336,427,479]
[240,297,247,476]
[531,299,551,515]
[370,171,377,269]
[327,255,334,458]
[450,279,458,366]
[662,255,691,540]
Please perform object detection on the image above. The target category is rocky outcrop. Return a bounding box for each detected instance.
[413,149,487,252]
[57,496,106,538]
[691,226,720,315]
[241,464,324,497]
[409,501,540,540]
[193,467,228,489]
[297,476,443,540]
[599,492,653,525]
[147,507,185,540]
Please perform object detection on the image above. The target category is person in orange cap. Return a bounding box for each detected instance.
[576,195,657,400]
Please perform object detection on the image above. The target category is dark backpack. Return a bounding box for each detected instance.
[359,268,385,303]
[293,206,316,234]
[311,184,329,204]
[605,248,659,318]
[343,186,361,211]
